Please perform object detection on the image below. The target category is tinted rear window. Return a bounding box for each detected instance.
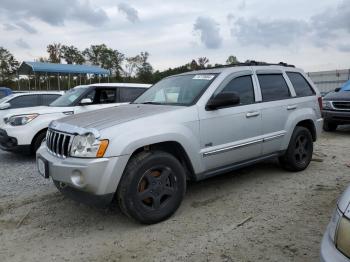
[287,72,315,97]
[119,87,146,102]
[258,74,291,102]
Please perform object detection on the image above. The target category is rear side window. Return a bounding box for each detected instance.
[287,72,315,97]
[9,95,39,109]
[258,74,290,102]
[218,75,255,106]
[119,87,146,103]
[41,94,61,106]
[0,91,5,99]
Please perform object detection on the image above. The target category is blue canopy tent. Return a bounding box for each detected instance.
[17,61,110,90]
[340,80,350,91]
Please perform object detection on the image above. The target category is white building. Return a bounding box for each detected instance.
[307,69,350,92]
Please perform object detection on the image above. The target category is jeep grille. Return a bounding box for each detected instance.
[46,129,73,158]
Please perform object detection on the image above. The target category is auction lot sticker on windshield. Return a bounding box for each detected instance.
[193,75,215,80]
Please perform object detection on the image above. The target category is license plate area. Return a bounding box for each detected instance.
[37,157,49,179]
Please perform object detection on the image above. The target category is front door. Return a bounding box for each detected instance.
[199,72,263,171]
[74,87,119,114]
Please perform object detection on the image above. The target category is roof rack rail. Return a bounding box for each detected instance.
[212,60,295,69]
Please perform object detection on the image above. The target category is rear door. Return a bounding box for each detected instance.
[40,94,62,106]
[256,71,295,155]
[118,87,147,103]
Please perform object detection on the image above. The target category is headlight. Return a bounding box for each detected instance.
[70,133,109,158]
[329,208,342,242]
[336,216,350,258]
[322,101,333,110]
[6,114,38,126]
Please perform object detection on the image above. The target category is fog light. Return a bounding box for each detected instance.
[71,170,85,188]
[336,217,350,258]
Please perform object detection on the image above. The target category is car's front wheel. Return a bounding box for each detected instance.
[117,151,186,224]
[279,126,313,172]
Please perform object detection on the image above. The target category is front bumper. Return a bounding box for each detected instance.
[320,225,349,262]
[36,145,130,206]
[322,110,350,124]
[0,128,30,152]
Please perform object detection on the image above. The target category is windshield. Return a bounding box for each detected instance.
[134,74,217,106]
[50,88,87,107]
[0,94,14,104]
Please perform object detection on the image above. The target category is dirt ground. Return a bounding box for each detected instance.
[1,127,350,262]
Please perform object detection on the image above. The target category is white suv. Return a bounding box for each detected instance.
[0,83,150,154]
[37,64,323,224]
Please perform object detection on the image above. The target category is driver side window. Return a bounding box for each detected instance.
[217,75,255,106]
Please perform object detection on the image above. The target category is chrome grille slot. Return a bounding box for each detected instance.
[46,129,74,158]
[332,101,350,111]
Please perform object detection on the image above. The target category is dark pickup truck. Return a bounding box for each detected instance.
[322,88,350,131]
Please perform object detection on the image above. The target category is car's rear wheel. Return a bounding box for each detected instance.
[117,151,186,224]
[323,121,338,132]
[279,126,313,172]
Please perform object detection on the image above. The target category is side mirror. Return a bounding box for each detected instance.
[0,102,10,110]
[206,93,240,111]
[79,98,93,105]
[335,87,341,92]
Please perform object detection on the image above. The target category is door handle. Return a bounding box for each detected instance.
[287,105,297,110]
[246,111,260,118]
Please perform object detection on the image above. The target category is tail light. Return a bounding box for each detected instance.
[318,96,323,111]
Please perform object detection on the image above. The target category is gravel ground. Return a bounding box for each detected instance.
[1,128,350,262]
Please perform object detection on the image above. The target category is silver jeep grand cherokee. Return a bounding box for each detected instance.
[37,64,323,224]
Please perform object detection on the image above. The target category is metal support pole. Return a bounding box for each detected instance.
[17,73,20,91]
[79,74,81,85]
[99,74,101,83]
[58,73,60,91]
[90,74,92,84]
[68,74,71,89]
[46,73,49,90]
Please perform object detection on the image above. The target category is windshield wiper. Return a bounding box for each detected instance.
[139,101,163,105]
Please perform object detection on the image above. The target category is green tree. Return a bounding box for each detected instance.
[197,57,209,69]
[0,47,19,84]
[135,52,153,83]
[83,44,124,77]
[61,45,85,64]
[226,55,239,65]
[47,43,62,63]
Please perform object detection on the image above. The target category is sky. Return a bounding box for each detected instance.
[0,0,349,72]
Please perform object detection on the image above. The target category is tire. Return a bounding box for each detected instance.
[117,151,186,224]
[279,126,313,172]
[323,121,338,132]
[31,131,47,154]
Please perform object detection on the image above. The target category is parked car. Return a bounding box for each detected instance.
[321,185,350,262]
[0,83,150,154]
[322,87,350,131]
[36,64,323,224]
[0,87,12,99]
[0,91,64,120]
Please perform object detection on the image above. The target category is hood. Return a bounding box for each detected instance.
[324,91,350,101]
[57,104,182,130]
[1,106,73,118]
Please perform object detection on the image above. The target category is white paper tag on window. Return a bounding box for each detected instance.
[193,75,215,80]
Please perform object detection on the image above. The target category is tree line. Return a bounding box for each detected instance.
[0,43,244,89]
